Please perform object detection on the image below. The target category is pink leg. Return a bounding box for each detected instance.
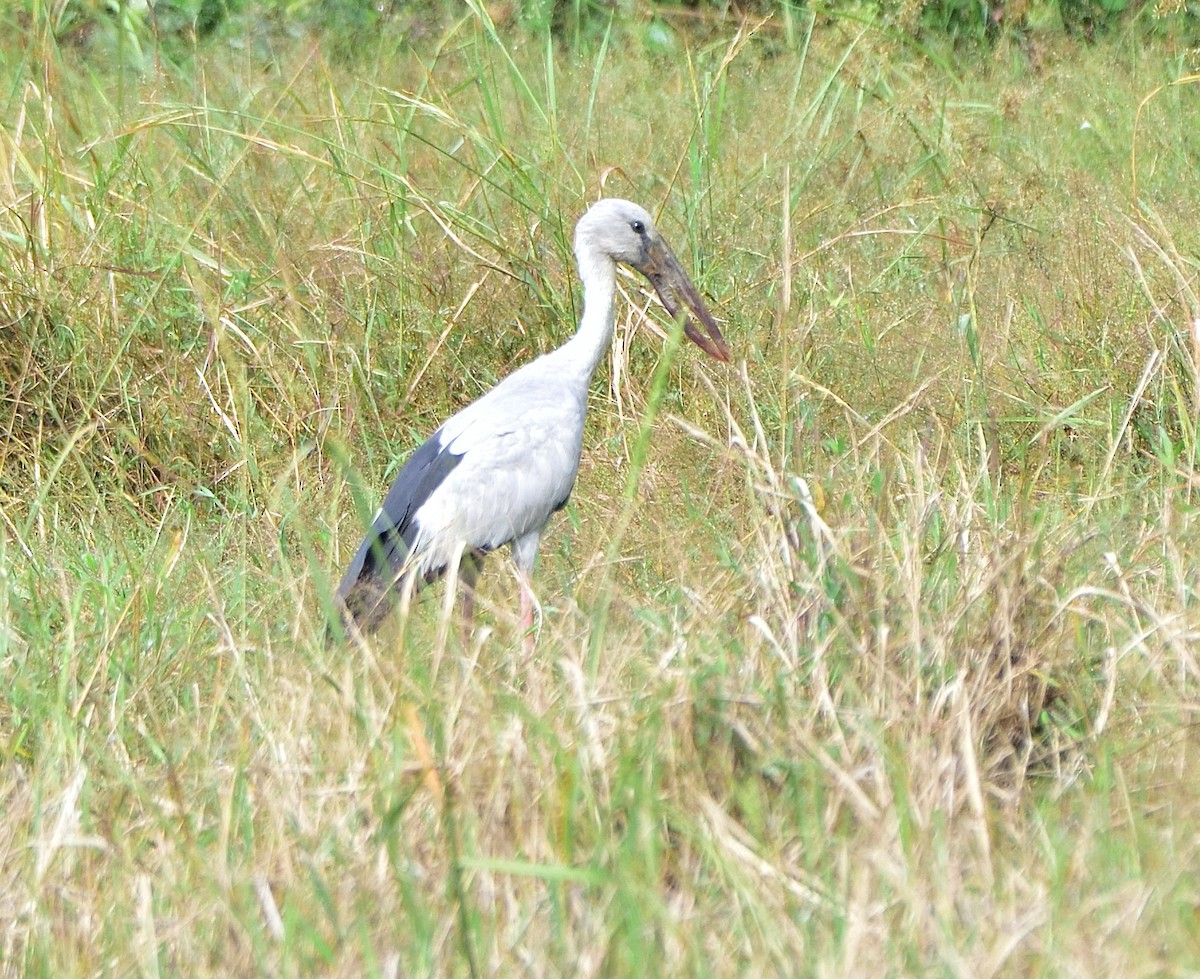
[459,553,480,647]
[519,576,537,654]
[511,532,542,654]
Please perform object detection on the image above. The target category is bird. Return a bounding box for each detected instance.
[333,197,730,647]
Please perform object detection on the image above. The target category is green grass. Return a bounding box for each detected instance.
[3,7,1200,976]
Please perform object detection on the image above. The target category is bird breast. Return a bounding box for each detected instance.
[406,373,587,570]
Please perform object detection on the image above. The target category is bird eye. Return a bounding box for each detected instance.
[630,220,646,235]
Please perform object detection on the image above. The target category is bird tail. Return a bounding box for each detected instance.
[328,575,400,643]
[327,526,417,644]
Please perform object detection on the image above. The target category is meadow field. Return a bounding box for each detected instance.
[2,3,1200,974]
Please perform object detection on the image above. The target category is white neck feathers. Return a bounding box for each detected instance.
[560,241,617,382]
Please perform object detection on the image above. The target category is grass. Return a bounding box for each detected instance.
[3,6,1200,975]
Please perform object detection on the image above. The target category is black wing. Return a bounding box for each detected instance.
[334,429,464,633]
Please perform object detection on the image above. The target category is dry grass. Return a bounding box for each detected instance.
[3,9,1200,976]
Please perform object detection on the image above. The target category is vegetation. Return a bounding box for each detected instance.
[3,1,1200,974]
[11,0,1200,57]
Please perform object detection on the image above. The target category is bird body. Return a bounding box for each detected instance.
[335,198,729,641]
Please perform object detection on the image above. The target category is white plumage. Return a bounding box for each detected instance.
[335,198,730,644]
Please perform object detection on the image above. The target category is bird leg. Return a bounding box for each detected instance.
[459,552,481,648]
[432,541,468,678]
[510,532,542,654]
[518,574,540,655]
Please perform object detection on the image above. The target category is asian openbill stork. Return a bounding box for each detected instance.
[334,198,730,646]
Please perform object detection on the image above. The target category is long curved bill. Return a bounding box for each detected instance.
[638,238,731,363]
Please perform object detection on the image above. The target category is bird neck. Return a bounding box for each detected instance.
[562,246,617,382]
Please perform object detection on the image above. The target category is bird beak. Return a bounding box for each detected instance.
[639,238,731,363]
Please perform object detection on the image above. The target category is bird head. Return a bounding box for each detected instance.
[575,198,731,363]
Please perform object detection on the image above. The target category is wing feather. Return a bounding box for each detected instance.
[334,430,463,628]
